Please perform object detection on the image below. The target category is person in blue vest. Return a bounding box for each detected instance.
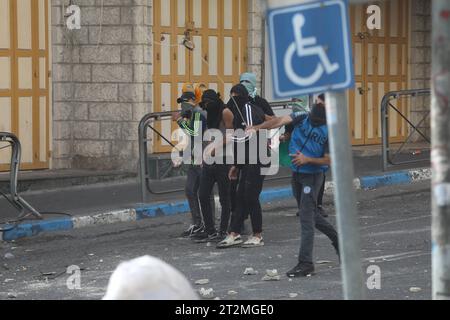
[249,102,339,277]
[281,93,328,218]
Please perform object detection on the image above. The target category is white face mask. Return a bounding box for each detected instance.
[240,81,257,98]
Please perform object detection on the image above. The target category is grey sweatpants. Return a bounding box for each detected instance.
[293,172,338,264]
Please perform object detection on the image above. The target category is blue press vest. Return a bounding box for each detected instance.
[289,115,329,174]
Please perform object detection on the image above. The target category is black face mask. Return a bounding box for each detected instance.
[309,103,327,127]
[227,96,248,109]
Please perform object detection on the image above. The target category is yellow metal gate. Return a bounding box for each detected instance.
[0,0,51,171]
[153,0,248,153]
[349,0,409,145]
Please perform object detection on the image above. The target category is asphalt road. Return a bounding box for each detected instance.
[0,179,431,300]
[0,153,429,221]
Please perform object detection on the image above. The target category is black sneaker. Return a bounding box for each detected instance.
[318,206,328,217]
[194,231,225,243]
[180,224,203,238]
[191,230,209,240]
[286,263,315,277]
[180,225,196,238]
[190,224,205,237]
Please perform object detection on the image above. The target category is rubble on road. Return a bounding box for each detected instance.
[4,253,15,260]
[262,269,281,281]
[244,267,258,275]
[195,279,210,285]
[199,287,214,299]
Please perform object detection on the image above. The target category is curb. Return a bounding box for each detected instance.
[0,168,431,241]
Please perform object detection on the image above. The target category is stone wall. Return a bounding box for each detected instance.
[50,0,268,172]
[247,0,266,91]
[51,0,152,171]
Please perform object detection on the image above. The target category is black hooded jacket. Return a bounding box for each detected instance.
[226,84,268,166]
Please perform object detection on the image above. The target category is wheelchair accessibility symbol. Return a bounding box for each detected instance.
[268,0,354,98]
[284,14,339,87]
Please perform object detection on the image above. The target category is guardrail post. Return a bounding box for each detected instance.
[381,95,389,171]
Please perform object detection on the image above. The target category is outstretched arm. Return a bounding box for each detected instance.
[252,115,293,131]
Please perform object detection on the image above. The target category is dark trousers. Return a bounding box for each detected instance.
[199,164,231,234]
[292,172,326,210]
[230,165,265,234]
[230,176,239,216]
[293,172,338,265]
[317,173,326,207]
[185,165,213,227]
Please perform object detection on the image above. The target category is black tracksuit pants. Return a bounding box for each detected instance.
[198,164,231,234]
[229,164,265,234]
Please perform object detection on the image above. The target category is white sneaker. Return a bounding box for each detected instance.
[242,236,264,248]
[216,234,243,248]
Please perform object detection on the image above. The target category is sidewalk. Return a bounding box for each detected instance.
[0,149,430,241]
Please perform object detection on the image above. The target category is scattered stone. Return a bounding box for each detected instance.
[289,293,298,298]
[244,267,258,275]
[409,287,422,293]
[195,279,210,285]
[288,278,293,282]
[4,253,14,260]
[4,279,14,283]
[266,269,278,277]
[214,297,221,300]
[262,269,281,281]
[277,255,282,259]
[88,253,95,256]
[316,260,332,265]
[206,242,212,247]
[227,290,238,295]
[99,259,103,263]
[199,288,215,299]
[7,293,17,299]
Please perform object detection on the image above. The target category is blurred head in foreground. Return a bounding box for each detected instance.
[103,255,198,300]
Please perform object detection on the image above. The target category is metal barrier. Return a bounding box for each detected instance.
[138,101,297,203]
[0,132,42,220]
[381,89,431,171]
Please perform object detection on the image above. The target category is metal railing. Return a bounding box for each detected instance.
[381,89,431,171]
[0,132,42,220]
[138,101,297,203]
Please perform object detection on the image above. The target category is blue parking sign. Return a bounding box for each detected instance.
[267,0,354,98]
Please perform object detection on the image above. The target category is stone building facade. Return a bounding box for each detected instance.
[0,0,433,173]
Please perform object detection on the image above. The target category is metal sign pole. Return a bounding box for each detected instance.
[266,0,366,300]
[326,91,366,299]
[431,0,450,300]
